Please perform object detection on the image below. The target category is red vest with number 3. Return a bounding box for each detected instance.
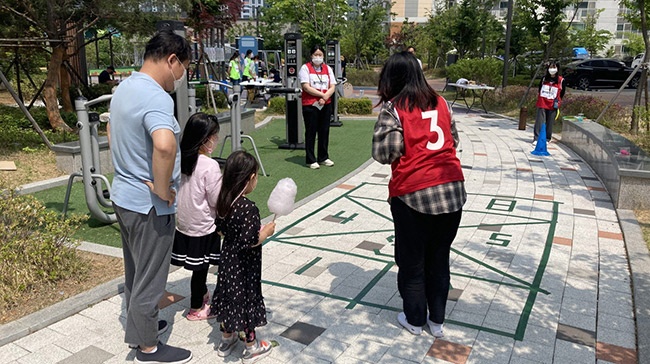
[302,63,332,106]
[389,96,464,198]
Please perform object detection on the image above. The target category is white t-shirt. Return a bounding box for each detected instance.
[298,63,337,91]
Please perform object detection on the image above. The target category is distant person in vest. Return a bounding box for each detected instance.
[533,61,565,145]
[228,51,241,85]
[242,49,255,82]
[299,45,337,169]
[372,51,466,338]
[99,66,118,85]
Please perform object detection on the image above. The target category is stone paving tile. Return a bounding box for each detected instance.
[57,345,112,364]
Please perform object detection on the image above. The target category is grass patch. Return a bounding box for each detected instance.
[31,117,375,247]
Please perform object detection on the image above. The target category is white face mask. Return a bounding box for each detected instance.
[548,68,558,75]
[169,56,186,93]
[312,57,324,65]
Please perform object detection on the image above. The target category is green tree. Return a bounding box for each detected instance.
[623,32,645,56]
[340,0,391,67]
[270,0,351,48]
[570,10,612,57]
[0,0,186,131]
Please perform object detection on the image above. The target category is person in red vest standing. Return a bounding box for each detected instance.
[372,51,466,338]
[533,62,565,145]
[298,45,337,169]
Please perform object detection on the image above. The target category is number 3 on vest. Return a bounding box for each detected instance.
[423,110,444,150]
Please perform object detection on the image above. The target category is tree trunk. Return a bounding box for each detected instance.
[43,45,73,132]
[632,0,649,134]
[59,58,73,112]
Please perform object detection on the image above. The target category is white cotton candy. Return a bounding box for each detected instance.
[267,178,298,217]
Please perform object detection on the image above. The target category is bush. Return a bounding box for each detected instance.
[267,96,285,114]
[264,97,373,115]
[0,105,78,152]
[446,58,503,87]
[339,97,373,115]
[194,86,229,109]
[346,68,379,87]
[560,94,631,129]
[483,85,538,114]
[0,188,88,309]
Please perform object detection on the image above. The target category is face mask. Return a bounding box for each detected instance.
[169,56,186,92]
[548,68,558,75]
[204,138,216,154]
[312,57,323,65]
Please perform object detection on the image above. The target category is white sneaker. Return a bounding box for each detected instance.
[397,312,422,335]
[320,159,334,167]
[308,162,320,169]
[427,319,444,338]
[532,140,537,147]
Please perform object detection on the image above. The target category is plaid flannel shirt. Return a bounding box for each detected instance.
[372,100,466,215]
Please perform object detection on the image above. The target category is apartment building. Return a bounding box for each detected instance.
[388,0,640,57]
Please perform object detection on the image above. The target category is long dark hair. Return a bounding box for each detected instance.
[180,112,220,176]
[216,151,259,218]
[377,51,438,111]
[229,51,239,62]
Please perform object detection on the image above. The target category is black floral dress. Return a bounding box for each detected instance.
[210,197,267,332]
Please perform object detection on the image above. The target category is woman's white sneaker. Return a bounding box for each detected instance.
[397,312,422,335]
[320,159,334,167]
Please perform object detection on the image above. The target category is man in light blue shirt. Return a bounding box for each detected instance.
[109,30,192,364]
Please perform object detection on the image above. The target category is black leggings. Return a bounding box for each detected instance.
[190,269,209,309]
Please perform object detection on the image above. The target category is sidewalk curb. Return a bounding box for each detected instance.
[618,209,650,363]
[0,275,124,347]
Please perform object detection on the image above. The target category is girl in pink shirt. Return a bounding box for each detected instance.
[171,112,223,320]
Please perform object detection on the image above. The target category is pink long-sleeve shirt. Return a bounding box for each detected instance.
[176,154,222,237]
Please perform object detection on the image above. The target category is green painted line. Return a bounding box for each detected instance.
[451,248,543,292]
[451,273,550,294]
[347,195,390,203]
[262,280,353,302]
[267,183,367,240]
[460,221,549,229]
[514,200,560,341]
[463,209,551,223]
[346,196,394,222]
[271,238,393,264]
[346,262,395,309]
[277,229,395,240]
[295,257,322,275]
[470,192,564,204]
[373,248,393,257]
[445,319,516,339]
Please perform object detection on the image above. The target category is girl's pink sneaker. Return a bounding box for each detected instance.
[186,304,216,321]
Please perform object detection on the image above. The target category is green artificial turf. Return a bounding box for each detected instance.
[32,117,376,247]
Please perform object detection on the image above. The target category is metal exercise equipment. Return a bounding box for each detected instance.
[189,80,268,176]
[279,33,305,149]
[326,40,345,127]
[62,95,116,223]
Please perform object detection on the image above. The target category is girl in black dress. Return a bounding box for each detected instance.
[210,151,276,363]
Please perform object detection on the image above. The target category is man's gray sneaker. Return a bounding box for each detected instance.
[134,343,192,364]
[128,320,169,349]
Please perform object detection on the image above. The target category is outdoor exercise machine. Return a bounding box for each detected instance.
[188,80,268,176]
[272,32,305,150]
[62,94,116,223]
[325,40,346,127]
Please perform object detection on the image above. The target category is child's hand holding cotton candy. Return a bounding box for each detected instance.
[267,178,297,220]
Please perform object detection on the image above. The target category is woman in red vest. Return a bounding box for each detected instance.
[534,62,565,145]
[372,51,466,338]
[298,45,337,169]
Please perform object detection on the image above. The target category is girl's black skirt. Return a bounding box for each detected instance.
[171,230,221,270]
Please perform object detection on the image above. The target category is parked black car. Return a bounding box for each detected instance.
[563,58,640,90]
